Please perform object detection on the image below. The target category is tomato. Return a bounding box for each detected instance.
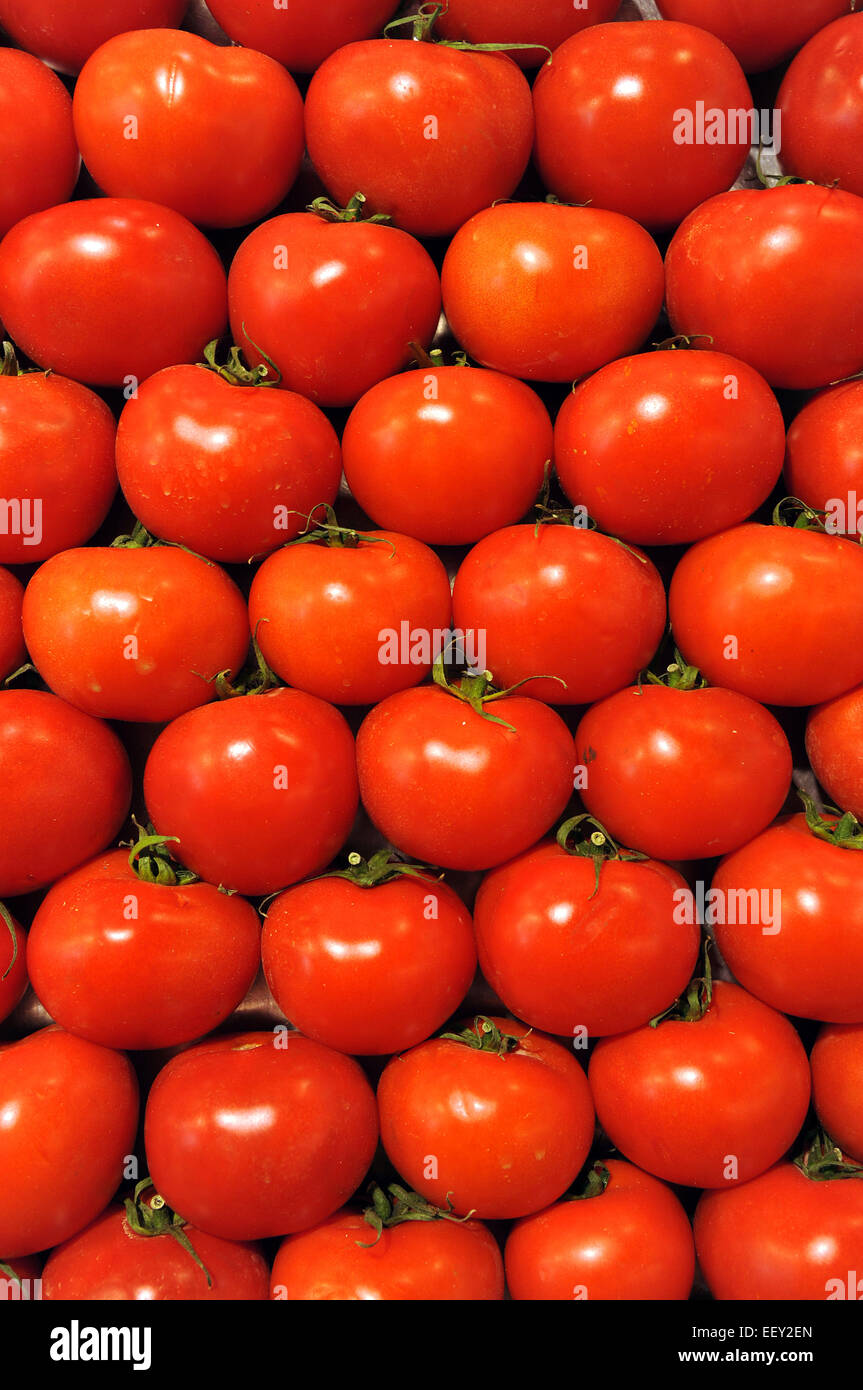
[0,908,26,1025]
[342,366,551,545]
[436,0,622,66]
[0,566,24,679]
[262,858,475,1054]
[811,1024,863,1163]
[0,48,78,239]
[0,1026,138,1258]
[249,530,453,705]
[473,836,698,1037]
[355,674,575,871]
[589,980,811,1188]
[574,683,792,860]
[656,0,852,73]
[205,0,399,73]
[305,38,533,238]
[144,688,359,895]
[0,0,187,74]
[712,813,863,1024]
[441,202,664,382]
[451,524,666,705]
[807,684,863,821]
[116,362,341,564]
[378,1017,594,1219]
[554,349,785,545]
[666,184,863,390]
[785,382,863,538]
[779,14,863,198]
[73,30,304,229]
[0,690,131,898]
[23,544,249,723]
[0,199,227,389]
[670,522,863,706]
[145,1031,379,1240]
[505,1160,695,1301]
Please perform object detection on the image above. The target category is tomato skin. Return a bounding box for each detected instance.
[574,685,792,861]
[116,365,341,564]
[811,1024,863,1163]
[0,1027,139,1259]
[271,1208,503,1300]
[695,1162,863,1300]
[589,982,811,1189]
[0,911,27,1025]
[145,1031,379,1241]
[785,382,863,537]
[262,873,475,1055]
[23,546,250,723]
[554,350,785,545]
[0,690,131,898]
[669,523,863,706]
[0,0,187,73]
[0,566,24,679]
[505,1160,695,1301]
[442,202,664,383]
[342,368,551,545]
[712,815,863,1024]
[229,213,441,409]
[778,16,863,198]
[436,0,622,66]
[27,850,261,1051]
[666,184,863,390]
[206,0,399,73]
[74,30,304,229]
[806,684,863,821]
[0,48,79,239]
[452,525,666,705]
[655,0,851,72]
[144,688,359,896]
[0,199,227,388]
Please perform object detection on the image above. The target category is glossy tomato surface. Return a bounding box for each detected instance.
[811,1024,863,1163]
[0,566,24,680]
[784,381,863,537]
[654,0,851,72]
[0,0,187,73]
[778,13,863,197]
[436,0,622,65]
[0,909,27,1025]
[0,47,79,239]
[206,0,399,73]
[806,683,863,821]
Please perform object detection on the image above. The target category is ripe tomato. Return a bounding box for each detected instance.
[807,684,863,821]
[0,690,131,898]
[0,1026,138,1258]
[712,813,863,1024]
[778,15,863,198]
[0,47,79,239]
[0,566,24,680]
[342,366,551,545]
[811,1024,863,1163]
[23,544,250,723]
[554,349,785,545]
[474,835,698,1037]
[0,199,227,388]
[441,202,664,382]
[436,0,622,66]
[228,208,441,408]
[505,1160,695,1301]
[0,0,187,73]
[249,529,453,705]
[145,1031,379,1240]
[589,980,811,1188]
[356,674,575,871]
[74,30,304,229]
[666,184,863,390]
[144,688,359,895]
[378,1017,594,1218]
[785,382,863,540]
[262,857,475,1054]
[116,361,341,564]
[655,0,851,72]
[574,682,792,860]
[205,0,399,73]
[451,524,666,705]
[669,522,863,706]
[0,908,27,1025]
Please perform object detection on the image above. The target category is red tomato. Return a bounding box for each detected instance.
[589,980,811,1188]
[712,813,863,1024]
[666,184,863,390]
[0,690,131,898]
[0,908,27,1025]
[116,362,341,563]
[474,837,698,1036]
[574,683,792,860]
[662,0,853,71]
[778,15,863,198]
[554,350,785,545]
[451,524,666,705]
[0,0,187,73]
[807,684,863,821]
[811,1025,863,1162]
[0,48,79,239]
[785,382,863,538]
[0,566,24,679]
[0,1026,138,1258]
[205,0,399,73]
[145,1031,379,1240]
[144,688,359,895]
[505,1160,695,1301]
[378,1017,594,1219]
[228,208,441,408]
[441,202,664,382]
[262,860,475,1054]
[23,545,249,723]
[436,0,622,66]
[669,522,863,706]
[342,366,551,545]
[74,30,304,229]
[0,199,227,388]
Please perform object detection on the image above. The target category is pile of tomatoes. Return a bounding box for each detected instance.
[2,0,863,1305]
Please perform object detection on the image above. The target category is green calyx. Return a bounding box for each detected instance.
[210,626,279,701]
[357,1183,474,1247]
[650,938,713,1027]
[644,650,707,691]
[124,1178,213,1287]
[799,790,863,851]
[556,813,648,898]
[793,1131,863,1183]
[408,341,470,370]
[0,901,17,982]
[439,1014,522,1055]
[772,496,829,532]
[307,191,391,224]
[651,333,715,352]
[431,652,565,731]
[123,819,198,888]
[384,3,552,62]
[320,849,440,889]
[199,339,278,389]
[565,1160,611,1203]
[286,502,396,555]
[0,1260,22,1285]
